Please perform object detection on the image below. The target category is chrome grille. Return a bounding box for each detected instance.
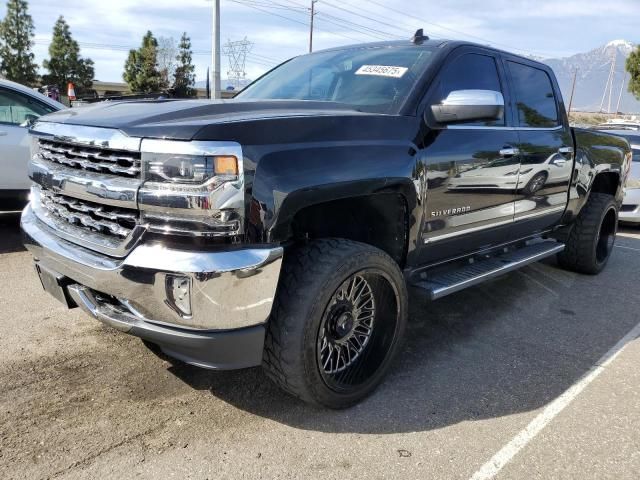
[38,138,141,178]
[40,189,138,238]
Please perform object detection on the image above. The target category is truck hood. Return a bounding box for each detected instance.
[39,99,374,140]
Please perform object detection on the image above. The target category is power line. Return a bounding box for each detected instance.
[228,0,310,27]
[365,0,556,58]
[269,0,392,43]
[316,0,410,38]
[239,0,307,12]
[316,11,401,40]
[229,0,369,44]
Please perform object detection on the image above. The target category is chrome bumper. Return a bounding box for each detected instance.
[21,204,283,331]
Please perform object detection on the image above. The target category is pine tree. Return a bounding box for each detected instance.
[123,31,166,93]
[42,16,94,93]
[172,32,196,98]
[627,45,640,100]
[0,0,38,86]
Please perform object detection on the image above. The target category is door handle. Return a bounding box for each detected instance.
[0,131,7,137]
[558,146,574,155]
[499,147,520,157]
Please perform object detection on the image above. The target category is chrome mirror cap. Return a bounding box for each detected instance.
[431,89,505,125]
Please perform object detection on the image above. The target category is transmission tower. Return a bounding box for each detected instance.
[222,37,253,89]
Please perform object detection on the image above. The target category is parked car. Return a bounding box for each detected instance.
[595,120,640,131]
[592,128,640,224]
[0,79,64,210]
[21,33,630,408]
[447,151,573,194]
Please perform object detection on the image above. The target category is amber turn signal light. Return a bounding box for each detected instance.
[214,156,239,176]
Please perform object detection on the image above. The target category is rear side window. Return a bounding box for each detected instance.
[507,61,559,128]
[436,53,505,126]
[633,148,640,162]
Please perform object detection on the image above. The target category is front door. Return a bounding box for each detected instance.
[415,49,519,265]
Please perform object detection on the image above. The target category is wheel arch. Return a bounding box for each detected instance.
[589,171,621,198]
[275,187,413,268]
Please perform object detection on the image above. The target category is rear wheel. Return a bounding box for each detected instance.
[558,193,618,274]
[263,239,408,409]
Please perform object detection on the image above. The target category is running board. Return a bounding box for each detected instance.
[412,241,565,300]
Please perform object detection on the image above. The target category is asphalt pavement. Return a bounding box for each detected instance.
[1,211,639,479]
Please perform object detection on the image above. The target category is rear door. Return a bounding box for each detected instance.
[504,59,573,236]
[416,47,519,264]
[0,87,57,191]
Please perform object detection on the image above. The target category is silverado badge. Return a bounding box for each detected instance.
[431,206,471,217]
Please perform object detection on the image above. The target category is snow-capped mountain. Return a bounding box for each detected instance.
[543,40,639,113]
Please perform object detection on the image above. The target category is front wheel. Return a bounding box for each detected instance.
[522,171,548,195]
[558,193,618,274]
[262,239,408,409]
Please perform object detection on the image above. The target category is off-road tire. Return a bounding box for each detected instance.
[262,238,408,409]
[557,193,618,274]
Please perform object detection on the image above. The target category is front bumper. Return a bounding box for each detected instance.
[620,188,640,223]
[21,204,283,369]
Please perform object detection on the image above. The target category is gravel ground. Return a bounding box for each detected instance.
[1,211,639,480]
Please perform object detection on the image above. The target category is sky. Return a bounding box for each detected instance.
[9,0,640,86]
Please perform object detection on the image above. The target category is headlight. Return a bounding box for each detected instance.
[627,178,640,189]
[139,139,244,237]
[142,152,238,184]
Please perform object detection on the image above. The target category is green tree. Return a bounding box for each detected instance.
[0,0,38,86]
[172,32,196,98]
[42,16,94,92]
[123,31,166,93]
[626,45,640,100]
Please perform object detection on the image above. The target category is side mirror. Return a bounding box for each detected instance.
[20,114,38,128]
[430,89,504,124]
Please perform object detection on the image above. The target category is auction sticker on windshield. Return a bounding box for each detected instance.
[355,65,409,78]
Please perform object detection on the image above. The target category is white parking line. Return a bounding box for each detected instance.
[469,320,640,480]
[615,245,640,252]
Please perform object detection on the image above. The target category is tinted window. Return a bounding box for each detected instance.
[238,46,436,114]
[633,148,640,163]
[436,53,504,126]
[0,88,55,125]
[508,62,558,128]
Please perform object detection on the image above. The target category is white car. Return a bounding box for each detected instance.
[0,79,64,210]
[600,130,640,224]
[447,152,572,194]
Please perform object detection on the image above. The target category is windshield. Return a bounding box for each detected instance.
[237,46,436,113]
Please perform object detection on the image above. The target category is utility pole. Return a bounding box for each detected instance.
[616,72,627,114]
[567,68,578,116]
[600,53,616,113]
[607,54,616,114]
[309,0,318,53]
[211,0,221,99]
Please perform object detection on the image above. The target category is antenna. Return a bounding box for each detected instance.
[222,37,253,89]
[412,28,428,44]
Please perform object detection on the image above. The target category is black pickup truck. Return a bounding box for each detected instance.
[21,33,631,408]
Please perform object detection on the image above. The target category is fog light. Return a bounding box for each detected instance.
[166,275,192,317]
